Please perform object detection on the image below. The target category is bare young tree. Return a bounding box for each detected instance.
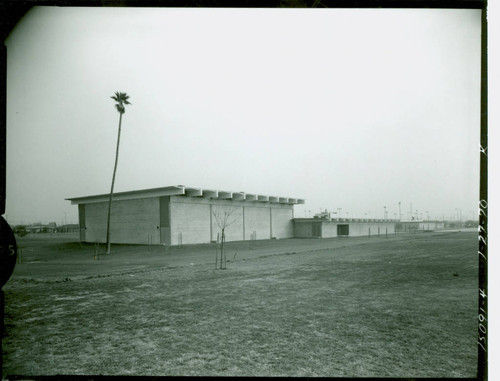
[212,205,239,269]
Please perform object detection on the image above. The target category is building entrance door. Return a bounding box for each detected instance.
[337,224,349,236]
[312,222,322,238]
[79,226,86,242]
[160,227,171,245]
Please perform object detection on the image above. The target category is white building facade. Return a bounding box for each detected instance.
[67,185,305,245]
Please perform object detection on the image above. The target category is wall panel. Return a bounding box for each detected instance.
[210,203,244,242]
[84,198,160,244]
[271,207,294,239]
[244,206,271,240]
[322,223,337,238]
[170,202,211,245]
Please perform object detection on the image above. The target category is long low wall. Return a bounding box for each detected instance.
[169,196,294,245]
[395,221,445,232]
[78,195,295,245]
[82,198,160,244]
[293,219,444,238]
[77,197,444,245]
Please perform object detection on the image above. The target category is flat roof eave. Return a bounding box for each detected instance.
[67,185,305,205]
[66,185,185,204]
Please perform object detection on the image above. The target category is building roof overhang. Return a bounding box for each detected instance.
[66,185,305,206]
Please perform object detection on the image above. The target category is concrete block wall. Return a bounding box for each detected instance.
[82,202,105,242]
[418,221,445,230]
[169,196,294,245]
[84,197,160,244]
[346,222,396,237]
[293,219,398,239]
[348,222,371,237]
[170,200,211,245]
[293,222,313,238]
[321,223,337,238]
[244,206,271,240]
[210,203,244,243]
[271,208,294,239]
[78,194,296,245]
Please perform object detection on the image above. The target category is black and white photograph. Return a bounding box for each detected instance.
[0,3,487,378]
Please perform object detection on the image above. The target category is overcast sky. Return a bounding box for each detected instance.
[4,6,481,224]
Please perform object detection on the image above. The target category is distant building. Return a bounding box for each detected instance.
[25,223,58,234]
[57,224,79,233]
[67,185,305,245]
[396,220,445,233]
[294,217,398,238]
[313,210,332,219]
[294,218,445,238]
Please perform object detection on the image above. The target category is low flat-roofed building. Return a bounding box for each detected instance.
[294,218,445,238]
[293,218,398,238]
[67,185,305,245]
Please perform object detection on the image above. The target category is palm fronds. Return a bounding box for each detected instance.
[111,91,131,114]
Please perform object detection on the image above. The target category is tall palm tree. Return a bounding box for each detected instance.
[106,92,131,254]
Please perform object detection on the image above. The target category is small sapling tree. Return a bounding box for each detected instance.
[212,205,239,269]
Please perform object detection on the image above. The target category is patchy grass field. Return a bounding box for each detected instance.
[2,231,478,377]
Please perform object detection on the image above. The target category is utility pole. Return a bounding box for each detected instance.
[398,201,401,221]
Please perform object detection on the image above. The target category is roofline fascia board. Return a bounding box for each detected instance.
[245,193,257,201]
[202,190,218,198]
[66,185,305,206]
[232,192,245,201]
[218,191,232,199]
[185,188,202,197]
[66,185,185,205]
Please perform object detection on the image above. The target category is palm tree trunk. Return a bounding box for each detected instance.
[106,112,123,254]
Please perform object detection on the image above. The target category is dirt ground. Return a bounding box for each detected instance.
[2,230,479,377]
[10,230,470,281]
